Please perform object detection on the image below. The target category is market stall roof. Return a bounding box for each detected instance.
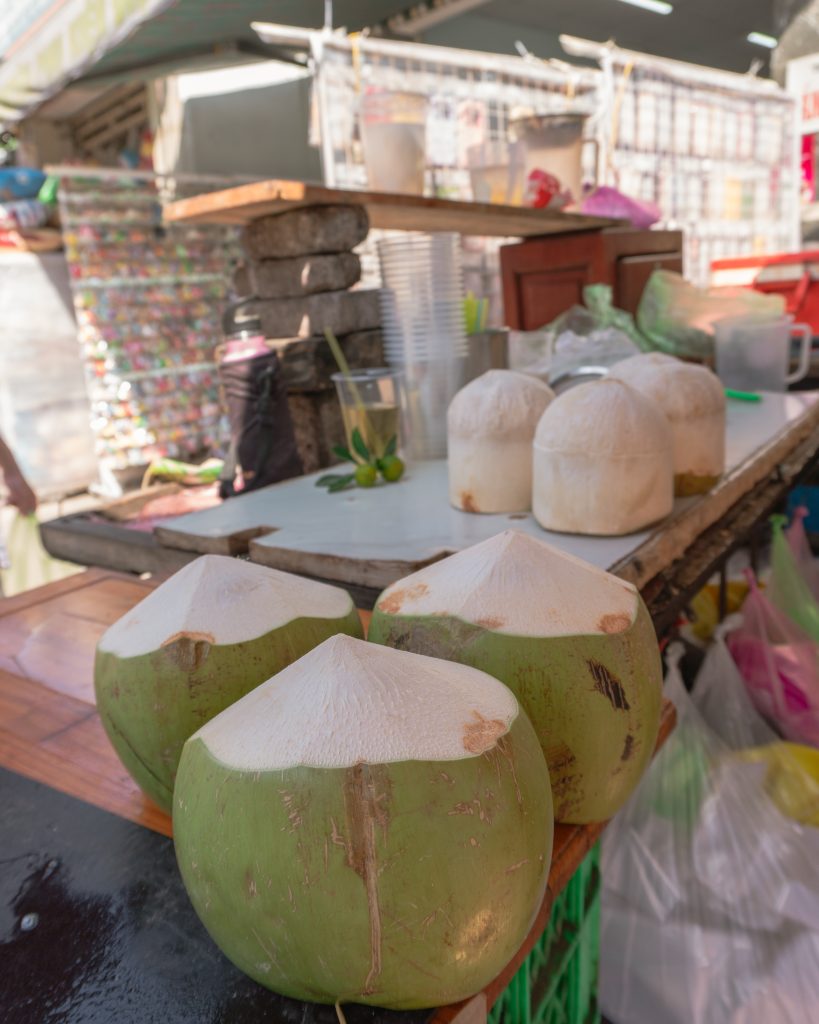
[0,0,782,122]
[773,0,819,82]
[0,0,410,122]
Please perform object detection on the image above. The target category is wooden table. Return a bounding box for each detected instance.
[163,178,616,236]
[154,392,819,591]
[0,569,674,1024]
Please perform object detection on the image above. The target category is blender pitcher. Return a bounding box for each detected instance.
[714,315,813,392]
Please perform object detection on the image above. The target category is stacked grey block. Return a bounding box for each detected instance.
[234,204,383,473]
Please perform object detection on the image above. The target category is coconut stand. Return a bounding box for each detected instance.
[17,181,819,1021]
[0,568,674,1023]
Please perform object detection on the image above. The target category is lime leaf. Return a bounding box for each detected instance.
[328,474,356,493]
[351,427,370,462]
[316,473,345,487]
[384,435,398,458]
[331,444,354,463]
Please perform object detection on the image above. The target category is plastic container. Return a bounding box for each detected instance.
[490,843,601,1024]
[331,368,403,460]
[0,167,47,201]
[377,232,468,362]
[511,113,597,206]
[714,314,812,391]
[467,140,526,205]
[377,232,468,458]
[359,90,428,195]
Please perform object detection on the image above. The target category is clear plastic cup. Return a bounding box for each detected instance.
[331,369,404,460]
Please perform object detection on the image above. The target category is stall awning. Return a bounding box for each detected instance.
[0,0,341,122]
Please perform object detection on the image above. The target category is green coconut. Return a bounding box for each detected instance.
[368,530,662,824]
[173,634,552,1009]
[94,554,362,811]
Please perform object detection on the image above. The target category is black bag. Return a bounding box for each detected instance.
[217,337,303,499]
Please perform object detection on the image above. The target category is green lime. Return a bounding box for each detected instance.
[355,464,378,488]
[379,455,405,482]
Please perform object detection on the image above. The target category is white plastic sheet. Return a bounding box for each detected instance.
[600,635,819,1024]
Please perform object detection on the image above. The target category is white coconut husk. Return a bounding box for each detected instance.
[608,352,726,495]
[532,378,674,535]
[196,634,519,769]
[99,554,354,658]
[448,369,554,514]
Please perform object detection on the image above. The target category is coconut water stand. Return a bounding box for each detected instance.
[7,182,819,1022]
[0,568,676,1024]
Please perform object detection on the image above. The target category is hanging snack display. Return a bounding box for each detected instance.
[57,171,241,475]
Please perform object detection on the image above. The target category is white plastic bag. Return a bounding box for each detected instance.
[600,636,819,1024]
[0,510,80,597]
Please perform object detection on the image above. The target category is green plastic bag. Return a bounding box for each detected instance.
[37,175,59,206]
[583,283,649,351]
[768,513,819,645]
[637,270,785,360]
[0,513,80,597]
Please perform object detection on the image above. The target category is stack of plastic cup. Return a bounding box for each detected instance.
[377,232,469,459]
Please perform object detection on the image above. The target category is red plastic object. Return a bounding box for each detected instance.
[712,251,819,335]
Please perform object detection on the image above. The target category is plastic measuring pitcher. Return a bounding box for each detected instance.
[359,89,428,195]
[714,314,812,392]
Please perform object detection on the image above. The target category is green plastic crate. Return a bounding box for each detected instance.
[489,843,601,1024]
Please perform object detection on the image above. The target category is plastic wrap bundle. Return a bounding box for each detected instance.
[727,515,819,747]
[0,199,48,230]
[600,637,819,1024]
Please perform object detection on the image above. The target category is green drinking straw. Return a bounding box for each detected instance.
[725,388,762,402]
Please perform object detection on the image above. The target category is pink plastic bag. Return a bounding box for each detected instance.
[727,573,819,747]
[580,186,661,228]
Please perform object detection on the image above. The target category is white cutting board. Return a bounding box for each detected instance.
[155,392,819,590]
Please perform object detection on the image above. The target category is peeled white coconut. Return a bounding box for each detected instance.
[448,369,555,513]
[608,352,726,495]
[532,378,674,535]
[173,634,552,1009]
[94,554,362,811]
[369,530,663,823]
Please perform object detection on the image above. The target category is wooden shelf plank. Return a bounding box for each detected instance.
[163,178,617,236]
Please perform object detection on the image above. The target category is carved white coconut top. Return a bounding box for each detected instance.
[448,370,555,441]
[608,353,725,421]
[375,530,638,638]
[194,635,519,769]
[98,554,354,658]
[534,378,672,456]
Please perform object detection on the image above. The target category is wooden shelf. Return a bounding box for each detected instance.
[163,178,617,236]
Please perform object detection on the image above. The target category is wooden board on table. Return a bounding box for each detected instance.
[41,511,199,577]
[163,178,616,236]
[155,392,819,591]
